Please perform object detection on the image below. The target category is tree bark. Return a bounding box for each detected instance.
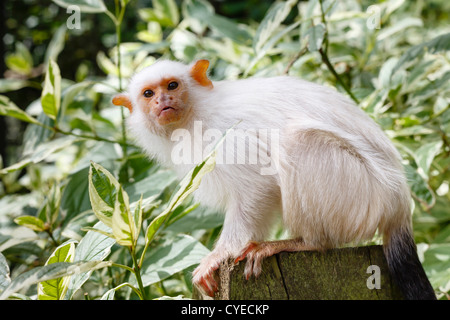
[194,245,404,300]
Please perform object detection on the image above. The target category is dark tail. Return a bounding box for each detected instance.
[383,228,436,300]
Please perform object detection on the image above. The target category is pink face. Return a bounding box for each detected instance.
[137,77,188,126]
[112,59,213,129]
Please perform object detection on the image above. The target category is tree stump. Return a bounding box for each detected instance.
[193,245,404,300]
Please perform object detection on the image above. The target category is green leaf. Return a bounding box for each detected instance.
[0,79,31,93]
[434,224,450,244]
[166,205,223,234]
[0,218,40,252]
[60,168,91,228]
[137,21,163,43]
[44,25,67,66]
[38,241,76,300]
[0,253,11,294]
[42,184,62,226]
[81,226,115,239]
[166,202,200,226]
[185,1,251,45]
[124,170,177,203]
[22,109,54,156]
[0,136,80,175]
[41,59,61,121]
[245,20,301,76]
[377,17,423,42]
[377,57,399,89]
[88,161,121,228]
[182,0,214,34]
[253,0,297,53]
[61,143,121,226]
[61,210,96,240]
[14,215,46,232]
[404,164,435,208]
[64,221,116,299]
[413,71,450,101]
[52,0,106,13]
[306,23,326,52]
[100,288,115,300]
[299,0,318,45]
[433,96,449,117]
[0,260,112,300]
[5,42,33,76]
[152,0,179,27]
[0,95,41,125]
[111,186,137,247]
[133,195,143,240]
[393,32,450,73]
[168,29,199,61]
[387,125,434,137]
[138,234,210,287]
[422,243,450,290]
[413,141,443,181]
[96,51,119,76]
[204,15,252,45]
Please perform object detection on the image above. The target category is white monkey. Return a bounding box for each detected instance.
[113,60,435,300]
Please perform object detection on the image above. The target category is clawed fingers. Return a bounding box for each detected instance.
[193,270,218,297]
[198,274,217,297]
[192,256,221,297]
[235,238,312,281]
[234,242,258,264]
[234,241,268,280]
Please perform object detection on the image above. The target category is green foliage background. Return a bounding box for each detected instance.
[0,0,449,300]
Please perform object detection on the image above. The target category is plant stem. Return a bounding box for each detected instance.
[114,0,129,180]
[129,247,147,300]
[111,262,135,273]
[45,229,59,247]
[318,0,329,54]
[316,0,358,104]
[113,282,144,300]
[284,46,308,74]
[319,48,359,104]
[27,117,132,147]
[53,125,133,147]
[138,241,149,269]
[115,0,123,91]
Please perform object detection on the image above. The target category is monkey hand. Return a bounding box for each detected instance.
[192,250,228,297]
[234,241,270,280]
[234,239,315,280]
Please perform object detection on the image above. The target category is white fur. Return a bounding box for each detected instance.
[125,60,411,258]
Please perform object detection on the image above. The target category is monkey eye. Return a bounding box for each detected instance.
[168,81,178,90]
[143,89,154,98]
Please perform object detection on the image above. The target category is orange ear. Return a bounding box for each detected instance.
[190,60,213,89]
[112,94,133,112]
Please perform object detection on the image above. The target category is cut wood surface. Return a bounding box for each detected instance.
[194,245,404,300]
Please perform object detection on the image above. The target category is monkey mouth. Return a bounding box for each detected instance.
[158,106,176,116]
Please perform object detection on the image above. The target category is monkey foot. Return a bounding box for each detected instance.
[234,238,315,280]
[192,252,224,297]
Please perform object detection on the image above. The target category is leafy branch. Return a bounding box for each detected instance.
[108,0,129,179]
[84,135,219,299]
[317,0,359,104]
[319,48,359,104]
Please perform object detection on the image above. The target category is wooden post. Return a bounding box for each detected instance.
[193,245,404,300]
